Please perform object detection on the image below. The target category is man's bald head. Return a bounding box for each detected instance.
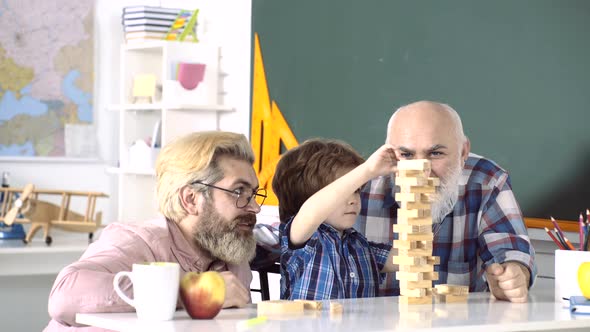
[386,101,467,148]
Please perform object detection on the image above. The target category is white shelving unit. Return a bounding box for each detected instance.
[108,41,235,221]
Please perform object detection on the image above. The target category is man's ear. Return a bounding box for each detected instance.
[461,137,471,165]
[179,185,201,215]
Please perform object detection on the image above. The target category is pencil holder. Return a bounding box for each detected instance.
[555,249,590,305]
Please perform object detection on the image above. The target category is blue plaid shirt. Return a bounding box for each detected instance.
[356,153,537,295]
[280,218,391,300]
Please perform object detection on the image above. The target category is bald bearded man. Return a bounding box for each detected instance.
[357,101,536,303]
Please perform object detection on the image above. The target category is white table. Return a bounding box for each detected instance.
[0,231,91,276]
[76,288,590,332]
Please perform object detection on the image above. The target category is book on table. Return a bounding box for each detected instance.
[124,25,174,33]
[124,18,176,27]
[123,12,179,21]
[125,36,197,44]
[123,6,182,15]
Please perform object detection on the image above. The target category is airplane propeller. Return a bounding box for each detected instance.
[4,183,34,225]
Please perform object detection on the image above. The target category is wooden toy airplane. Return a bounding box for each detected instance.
[0,184,108,245]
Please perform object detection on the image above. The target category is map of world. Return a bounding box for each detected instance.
[0,0,94,157]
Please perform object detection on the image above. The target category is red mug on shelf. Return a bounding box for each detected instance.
[177,62,206,90]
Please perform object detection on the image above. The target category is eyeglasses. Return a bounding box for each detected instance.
[191,181,267,208]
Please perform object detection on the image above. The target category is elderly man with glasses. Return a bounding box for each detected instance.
[45,131,266,331]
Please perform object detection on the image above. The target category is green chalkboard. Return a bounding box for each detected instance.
[252,0,590,219]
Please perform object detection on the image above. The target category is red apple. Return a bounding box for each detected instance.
[180,271,226,319]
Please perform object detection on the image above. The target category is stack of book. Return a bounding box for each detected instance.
[122,6,194,43]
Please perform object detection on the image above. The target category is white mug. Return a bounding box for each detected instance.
[113,262,180,321]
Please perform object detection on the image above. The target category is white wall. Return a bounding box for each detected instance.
[0,0,251,229]
[0,1,252,331]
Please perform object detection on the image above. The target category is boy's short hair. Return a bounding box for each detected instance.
[272,138,364,223]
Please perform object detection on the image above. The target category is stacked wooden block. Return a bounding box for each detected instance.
[433,284,469,303]
[393,159,440,305]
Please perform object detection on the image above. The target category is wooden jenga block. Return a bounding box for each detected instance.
[393,240,433,250]
[395,192,432,203]
[396,271,438,281]
[257,300,304,315]
[395,177,428,186]
[328,301,343,321]
[399,185,436,194]
[393,255,427,265]
[427,256,440,265]
[399,232,434,241]
[397,159,431,171]
[445,294,468,303]
[294,299,322,310]
[396,271,425,281]
[393,224,431,234]
[399,201,432,210]
[398,248,433,257]
[427,178,440,186]
[433,293,468,304]
[397,209,430,219]
[396,216,433,226]
[329,301,343,314]
[399,264,435,273]
[434,284,469,296]
[401,288,427,297]
[400,280,433,289]
[397,169,429,178]
[399,295,433,305]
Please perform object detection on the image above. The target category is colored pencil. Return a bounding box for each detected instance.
[554,228,569,250]
[550,216,567,243]
[584,226,590,252]
[564,236,577,251]
[578,213,585,251]
[544,227,565,250]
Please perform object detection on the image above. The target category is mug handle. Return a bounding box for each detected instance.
[113,271,135,308]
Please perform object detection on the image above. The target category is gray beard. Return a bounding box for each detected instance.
[192,202,257,264]
[430,165,461,224]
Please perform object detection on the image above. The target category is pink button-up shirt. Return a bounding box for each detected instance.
[44,217,252,331]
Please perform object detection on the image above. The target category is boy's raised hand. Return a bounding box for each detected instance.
[364,144,398,178]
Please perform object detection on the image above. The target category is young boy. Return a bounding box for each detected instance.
[272,138,398,300]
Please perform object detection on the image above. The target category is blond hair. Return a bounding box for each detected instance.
[156,131,255,222]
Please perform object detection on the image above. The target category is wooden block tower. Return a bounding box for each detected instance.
[393,159,440,305]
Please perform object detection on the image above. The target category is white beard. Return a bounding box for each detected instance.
[430,164,461,224]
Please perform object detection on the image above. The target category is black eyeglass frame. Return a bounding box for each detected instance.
[191,181,267,208]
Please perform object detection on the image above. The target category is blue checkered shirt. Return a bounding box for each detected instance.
[280,218,391,300]
[355,153,537,295]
